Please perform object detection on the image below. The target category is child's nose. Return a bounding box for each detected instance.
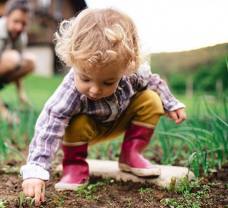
[90,86,102,95]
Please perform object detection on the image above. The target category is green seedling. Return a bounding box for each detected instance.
[138,187,153,200]
[18,192,35,208]
[75,181,105,200]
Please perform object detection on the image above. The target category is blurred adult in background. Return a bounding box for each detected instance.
[0,0,35,123]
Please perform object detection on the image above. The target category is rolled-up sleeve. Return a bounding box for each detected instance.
[131,62,185,111]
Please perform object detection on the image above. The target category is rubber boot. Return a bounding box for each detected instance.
[55,143,89,191]
[119,123,161,177]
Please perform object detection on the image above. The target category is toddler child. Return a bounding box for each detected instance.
[21,8,186,206]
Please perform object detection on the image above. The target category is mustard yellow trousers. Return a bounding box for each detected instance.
[63,90,164,146]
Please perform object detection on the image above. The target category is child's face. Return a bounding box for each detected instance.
[74,66,124,101]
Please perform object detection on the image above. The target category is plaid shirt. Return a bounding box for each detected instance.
[21,63,185,180]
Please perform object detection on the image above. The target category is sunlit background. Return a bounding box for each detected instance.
[86,0,228,53]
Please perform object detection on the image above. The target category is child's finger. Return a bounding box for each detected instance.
[175,117,183,124]
[168,111,178,121]
[178,109,187,119]
[41,184,45,202]
[22,181,34,197]
[26,184,35,198]
[34,185,43,206]
[176,109,187,124]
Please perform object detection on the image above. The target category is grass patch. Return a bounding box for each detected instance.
[162,178,210,208]
[0,75,62,111]
[75,181,108,200]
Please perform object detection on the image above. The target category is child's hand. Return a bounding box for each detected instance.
[22,178,45,206]
[166,108,187,124]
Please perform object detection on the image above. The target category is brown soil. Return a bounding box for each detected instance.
[0,161,227,208]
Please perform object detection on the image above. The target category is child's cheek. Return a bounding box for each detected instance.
[74,78,83,92]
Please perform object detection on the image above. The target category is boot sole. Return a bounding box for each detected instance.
[119,163,161,177]
[55,181,88,191]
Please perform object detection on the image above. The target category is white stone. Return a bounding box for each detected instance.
[55,159,195,188]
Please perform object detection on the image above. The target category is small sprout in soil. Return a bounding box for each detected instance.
[18,192,35,208]
[168,177,201,194]
[138,187,153,199]
[138,187,152,194]
[75,181,105,200]
[168,177,177,192]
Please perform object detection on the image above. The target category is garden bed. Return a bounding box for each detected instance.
[0,160,227,208]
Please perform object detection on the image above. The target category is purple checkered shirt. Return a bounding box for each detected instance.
[20,63,185,180]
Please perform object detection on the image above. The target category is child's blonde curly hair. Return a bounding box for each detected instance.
[54,8,140,73]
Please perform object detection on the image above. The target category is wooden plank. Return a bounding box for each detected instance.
[55,159,195,188]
